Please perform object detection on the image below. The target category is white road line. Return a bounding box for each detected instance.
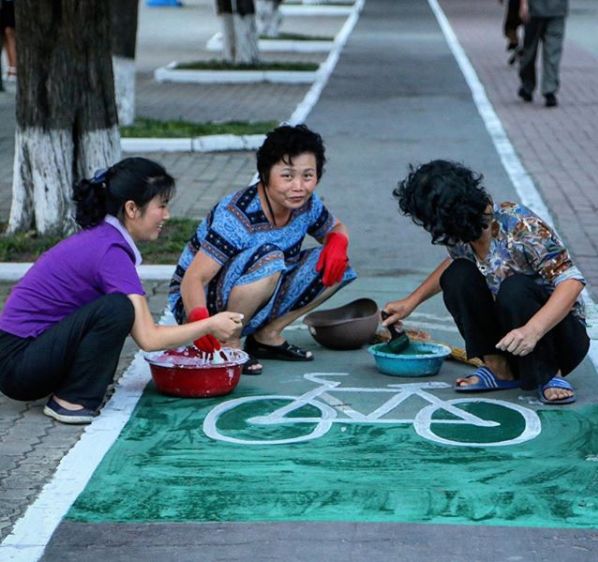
[427,0,598,369]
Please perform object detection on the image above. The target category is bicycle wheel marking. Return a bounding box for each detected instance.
[202,373,542,447]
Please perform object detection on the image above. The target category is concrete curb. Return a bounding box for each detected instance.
[0,263,175,282]
[206,32,334,53]
[154,61,319,84]
[121,134,265,153]
[280,4,353,16]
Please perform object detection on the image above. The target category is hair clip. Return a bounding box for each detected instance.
[92,168,108,185]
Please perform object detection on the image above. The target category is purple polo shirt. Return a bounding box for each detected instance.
[0,217,145,338]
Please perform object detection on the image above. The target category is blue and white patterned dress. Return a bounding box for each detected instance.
[169,184,357,335]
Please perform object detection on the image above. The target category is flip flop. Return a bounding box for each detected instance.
[242,354,263,376]
[454,366,520,393]
[245,334,313,362]
[538,377,576,405]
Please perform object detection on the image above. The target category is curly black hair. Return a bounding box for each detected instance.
[256,124,326,186]
[393,160,492,245]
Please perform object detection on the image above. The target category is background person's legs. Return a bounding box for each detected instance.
[541,16,566,102]
[519,17,545,98]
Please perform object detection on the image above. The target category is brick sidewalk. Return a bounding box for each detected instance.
[439,0,598,299]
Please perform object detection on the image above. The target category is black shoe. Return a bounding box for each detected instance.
[518,87,533,102]
[43,397,96,424]
[544,93,558,107]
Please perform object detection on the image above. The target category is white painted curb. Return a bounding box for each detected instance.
[121,134,265,153]
[154,61,318,84]
[206,32,334,53]
[0,263,176,282]
[280,4,353,16]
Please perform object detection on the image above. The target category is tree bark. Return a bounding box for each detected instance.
[111,0,139,126]
[215,0,259,64]
[9,0,120,235]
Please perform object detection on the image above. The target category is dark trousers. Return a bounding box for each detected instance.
[440,260,589,390]
[0,294,135,409]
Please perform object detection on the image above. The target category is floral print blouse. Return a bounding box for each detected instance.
[447,202,586,321]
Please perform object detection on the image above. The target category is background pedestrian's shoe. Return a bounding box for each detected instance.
[518,87,533,102]
[544,93,558,107]
[43,397,96,424]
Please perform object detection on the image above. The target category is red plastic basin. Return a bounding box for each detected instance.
[145,347,248,398]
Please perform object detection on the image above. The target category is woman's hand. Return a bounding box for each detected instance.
[207,312,244,342]
[382,297,417,326]
[496,325,541,356]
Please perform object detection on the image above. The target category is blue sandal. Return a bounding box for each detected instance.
[454,366,520,393]
[538,377,576,405]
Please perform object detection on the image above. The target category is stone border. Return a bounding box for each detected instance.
[154,61,319,84]
[206,32,334,53]
[121,134,265,153]
[280,4,354,16]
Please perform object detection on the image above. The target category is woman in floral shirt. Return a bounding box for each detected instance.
[384,160,589,404]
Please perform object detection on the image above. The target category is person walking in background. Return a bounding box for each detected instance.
[0,0,16,83]
[517,0,569,107]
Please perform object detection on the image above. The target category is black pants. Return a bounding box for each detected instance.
[440,260,589,390]
[0,294,135,409]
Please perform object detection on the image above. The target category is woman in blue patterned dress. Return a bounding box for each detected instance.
[169,124,357,374]
[383,160,589,404]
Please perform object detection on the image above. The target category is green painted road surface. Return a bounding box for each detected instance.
[67,283,598,530]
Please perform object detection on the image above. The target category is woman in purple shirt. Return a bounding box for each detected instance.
[0,157,243,424]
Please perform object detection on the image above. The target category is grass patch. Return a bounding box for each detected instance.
[174,59,319,72]
[0,218,197,264]
[121,118,279,139]
[260,32,333,41]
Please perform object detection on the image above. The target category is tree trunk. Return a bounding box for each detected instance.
[111,0,139,126]
[9,0,120,235]
[215,0,259,64]
[256,0,282,38]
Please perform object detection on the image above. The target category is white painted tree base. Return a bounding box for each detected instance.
[206,31,333,53]
[113,56,136,126]
[8,126,120,234]
[154,61,318,84]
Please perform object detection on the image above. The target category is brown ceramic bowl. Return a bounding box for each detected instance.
[303,298,379,350]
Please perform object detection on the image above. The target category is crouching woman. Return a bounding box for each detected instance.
[384,160,589,404]
[0,157,242,424]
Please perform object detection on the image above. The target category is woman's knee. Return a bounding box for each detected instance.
[440,259,481,291]
[496,274,539,306]
[97,293,135,333]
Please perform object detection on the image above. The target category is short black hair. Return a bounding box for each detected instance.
[393,160,491,245]
[256,124,326,185]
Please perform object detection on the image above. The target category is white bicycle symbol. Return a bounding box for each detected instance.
[203,373,542,447]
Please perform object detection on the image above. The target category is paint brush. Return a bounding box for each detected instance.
[380,311,410,354]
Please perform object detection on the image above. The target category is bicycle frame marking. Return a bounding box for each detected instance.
[203,373,542,447]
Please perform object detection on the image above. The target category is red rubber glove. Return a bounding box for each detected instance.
[188,307,221,353]
[315,232,349,287]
